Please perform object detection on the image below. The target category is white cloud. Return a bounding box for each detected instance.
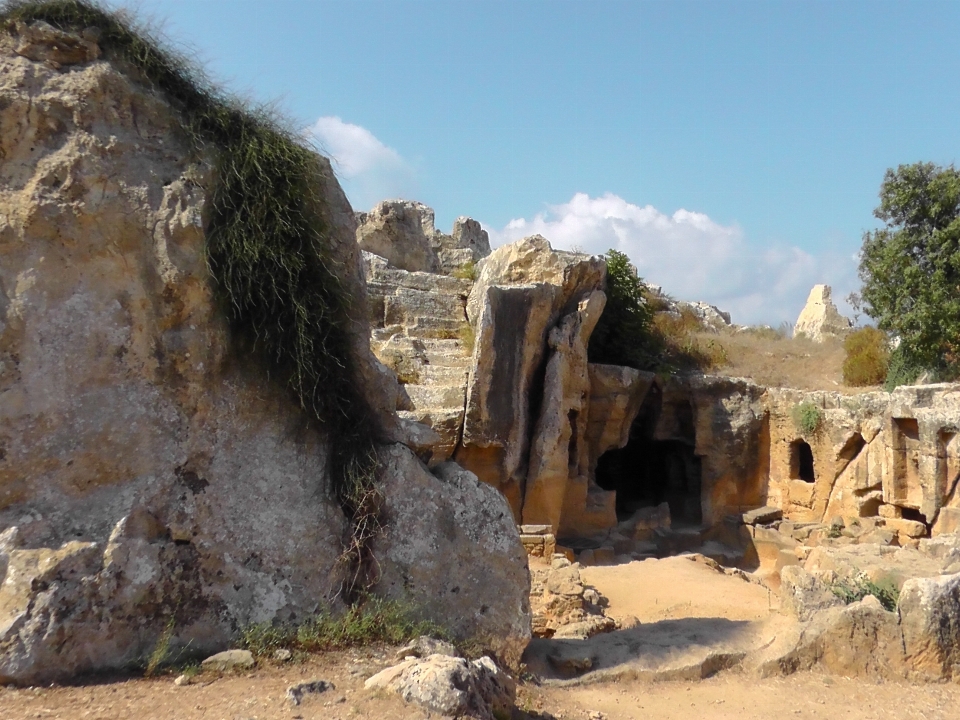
[306,116,417,212]
[487,193,858,326]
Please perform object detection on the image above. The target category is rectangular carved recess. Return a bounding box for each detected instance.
[938,429,960,505]
[891,418,921,506]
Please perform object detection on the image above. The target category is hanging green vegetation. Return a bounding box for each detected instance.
[1,0,383,600]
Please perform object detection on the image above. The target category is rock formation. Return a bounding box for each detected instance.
[356,200,491,275]
[793,284,853,342]
[0,20,529,683]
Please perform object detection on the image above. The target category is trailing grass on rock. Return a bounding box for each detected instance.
[1,0,382,599]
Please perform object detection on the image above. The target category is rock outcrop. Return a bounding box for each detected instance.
[0,23,529,683]
[459,236,606,517]
[356,200,490,275]
[360,229,666,539]
[374,456,531,669]
[793,285,853,342]
[767,537,960,681]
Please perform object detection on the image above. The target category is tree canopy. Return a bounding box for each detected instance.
[856,162,960,380]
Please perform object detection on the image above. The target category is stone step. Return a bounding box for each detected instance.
[418,364,469,385]
[404,384,468,412]
[417,338,466,354]
[420,353,473,370]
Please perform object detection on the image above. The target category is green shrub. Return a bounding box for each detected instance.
[830,573,900,612]
[239,597,449,657]
[588,249,727,374]
[588,249,660,369]
[791,401,823,436]
[1,0,383,599]
[842,327,890,386]
[882,344,960,390]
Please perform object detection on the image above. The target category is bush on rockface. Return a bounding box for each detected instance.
[791,401,823,436]
[589,249,723,373]
[588,249,660,369]
[842,327,889,386]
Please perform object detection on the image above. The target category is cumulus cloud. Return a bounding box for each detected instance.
[306,116,417,212]
[487,193,858,326]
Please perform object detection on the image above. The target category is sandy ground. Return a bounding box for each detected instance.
[3,557,959,720]
[579,556,778,623]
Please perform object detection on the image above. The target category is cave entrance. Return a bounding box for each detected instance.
[595,389,703,526]
[790,439,815,482]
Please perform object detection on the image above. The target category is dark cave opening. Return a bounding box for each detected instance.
[595,389,703,526]
[790,439,816,483]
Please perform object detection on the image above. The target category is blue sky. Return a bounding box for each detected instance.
[109,0,960,325]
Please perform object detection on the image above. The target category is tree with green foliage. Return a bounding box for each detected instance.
[855,162,960,385]
[588,249,661,370]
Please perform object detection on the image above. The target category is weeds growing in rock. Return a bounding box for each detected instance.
[791,401,823,436]
[452,260,478,281]
[143,618,176,678]
[458,321,476,353]
[239,597,449,657]
[830,572,900,611]
[1,0,383,600]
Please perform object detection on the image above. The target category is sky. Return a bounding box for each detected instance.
[107,0,960,325]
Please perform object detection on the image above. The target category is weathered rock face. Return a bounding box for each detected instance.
[793,284,853,342]
[765,538,960,681]
[0,26,529,684]
[363,251,474,464]
[459,236,606,518]
[765,384,960,538]
[523,291,606,531]
[898,572,960,680]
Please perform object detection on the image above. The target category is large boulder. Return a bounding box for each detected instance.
[374,454,531,669]
[898,572,960,681]
[793,285,853,342]
[0,23,528,684]
[761,595,903,678]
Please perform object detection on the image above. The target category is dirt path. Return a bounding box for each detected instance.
[530,673,960,720]
[579,556,778,623]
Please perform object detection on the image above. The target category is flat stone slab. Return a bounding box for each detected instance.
[742,506,783,526]
[520,525,553,535]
